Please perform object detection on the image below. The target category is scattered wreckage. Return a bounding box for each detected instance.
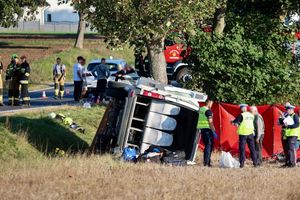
[89,77,207,165]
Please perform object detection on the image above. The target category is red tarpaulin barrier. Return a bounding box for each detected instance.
[199,103,300,158]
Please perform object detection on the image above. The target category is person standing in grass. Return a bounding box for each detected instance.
[250,106,265,166]
[53,57,66,99]
[231,104,258,168]
[197,99,216,167]
[92,58,110,103]
[73,56,86,102]
[278,104,299,168]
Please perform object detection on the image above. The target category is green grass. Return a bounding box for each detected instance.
[0,106,105,161]
[30,44,134,84]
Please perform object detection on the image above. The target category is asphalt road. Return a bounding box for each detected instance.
[0,83,77,113]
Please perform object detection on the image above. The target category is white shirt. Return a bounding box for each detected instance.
[73,63,83,81]
[53,64,66,75]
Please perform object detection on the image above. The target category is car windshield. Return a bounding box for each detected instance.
[87,63,119,72]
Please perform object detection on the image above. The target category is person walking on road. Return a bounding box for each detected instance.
[0,56,4,106]
[6,54,21,106]
[197,99,216,167]
[231,104,258,168]
[278,104,299,168]
[53,57,66,99]
[250,106,265,166]
[73,56,85,102]
[19,55,31,106]
[92,58,110,103]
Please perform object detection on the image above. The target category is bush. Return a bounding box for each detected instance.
[188,14,300,104]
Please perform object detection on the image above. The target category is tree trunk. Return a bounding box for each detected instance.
[213,5,227,34]
[75,12,86,49]
[146,38,168,84]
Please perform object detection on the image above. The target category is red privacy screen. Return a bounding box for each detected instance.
[199,103,299,158]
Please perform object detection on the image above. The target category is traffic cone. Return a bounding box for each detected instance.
[41,91,47,99]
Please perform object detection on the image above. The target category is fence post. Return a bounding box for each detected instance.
[54,22,56,32]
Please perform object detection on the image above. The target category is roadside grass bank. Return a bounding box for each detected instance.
[0,105,105,161]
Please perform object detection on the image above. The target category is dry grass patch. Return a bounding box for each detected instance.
[0,154,300,200]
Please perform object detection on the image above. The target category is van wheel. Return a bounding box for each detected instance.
[176,68,192,83]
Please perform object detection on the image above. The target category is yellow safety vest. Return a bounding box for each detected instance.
[238,112,254,136]
[285,114,300,137]
[197,106,210,129]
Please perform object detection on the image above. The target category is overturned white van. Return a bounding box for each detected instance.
[90,77,207,162]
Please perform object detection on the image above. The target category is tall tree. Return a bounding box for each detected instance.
[0,0,47,27]
[88,0,217,83]
[188,0,300,104]
[58,0,90,49]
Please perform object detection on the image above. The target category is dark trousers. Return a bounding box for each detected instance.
[20,83,30,105]
[287,136,297,167]
[282,137,288,165]
[74,81,83,102]
[94,79,107,102]
[239,134,258,167]
[255,135,264,165]
[8,78,20,106]
[201,128,214,166]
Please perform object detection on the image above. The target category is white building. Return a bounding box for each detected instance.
[35,0,79,24]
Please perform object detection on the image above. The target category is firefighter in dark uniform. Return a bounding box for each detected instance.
[6,54,21,106]
[19,55,30,106]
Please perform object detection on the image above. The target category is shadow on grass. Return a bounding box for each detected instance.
[0,116,89,155]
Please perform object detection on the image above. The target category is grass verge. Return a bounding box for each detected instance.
[0,105,105,161]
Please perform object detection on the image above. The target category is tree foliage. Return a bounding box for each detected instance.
[88,0,217,83]
[188,0,300,104]
[0,0,47,27]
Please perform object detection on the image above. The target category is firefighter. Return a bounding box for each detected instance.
[0,56,3,106]
[53,57,66,99]
[19,55,30,106]
[231,104,258,168]
[6,54,21,106]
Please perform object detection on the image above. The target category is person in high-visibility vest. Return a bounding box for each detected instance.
[197,99,216,167]
[278,104,299,168]
[231,104,258,168]
[53,57,66,99]
[19,55,31,106]
[278,102,292,166]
